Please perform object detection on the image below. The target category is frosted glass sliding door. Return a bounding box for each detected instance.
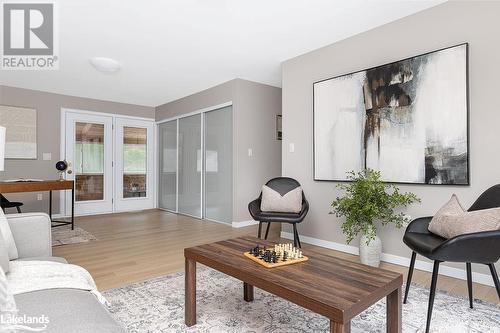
[159,120,177,211]
[204,106,233,224]
[178,114,202,217]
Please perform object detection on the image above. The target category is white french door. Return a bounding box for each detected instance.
[65,112,114,215]
[63,109,155,216]
[114,118,155,211]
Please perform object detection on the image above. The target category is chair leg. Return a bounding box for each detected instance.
[404,251,416,304]
[296,230,301,248]
[466,263,473,308]
[292,224,298,248]
[257,222,263,239]
[292,224,301,248]
[488,264,500,299]
[16,206,21,213]
[425,261,440,333]
[264,223,271,240]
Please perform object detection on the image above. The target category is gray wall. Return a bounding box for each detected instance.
[156,78,282,222]
[155,80,236,121]
[281,1,499,277]
[233,79,282,221]
[0,85,154,213]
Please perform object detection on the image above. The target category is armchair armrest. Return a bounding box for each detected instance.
[405,216,433,234]
[434,230,500,264]
[298,199,309,221]
[7,213,52,259]
[248,198,262,220]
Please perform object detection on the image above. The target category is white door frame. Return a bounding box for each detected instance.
[60,108,155,216]
[114,117,155,212]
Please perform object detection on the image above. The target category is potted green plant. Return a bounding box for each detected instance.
[330,169,420,267]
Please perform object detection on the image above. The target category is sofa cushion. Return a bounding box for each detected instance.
[429,194,500,238]
[0,229,10,273]
[260,185,302,213]
[15,289,126,333]
[0,210,18,260]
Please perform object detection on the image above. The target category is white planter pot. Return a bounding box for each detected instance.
[359,234,382,267]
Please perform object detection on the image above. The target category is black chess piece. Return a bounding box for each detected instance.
[272,253,278,263]
[264,250,272,263]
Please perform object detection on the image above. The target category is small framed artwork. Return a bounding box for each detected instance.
[313,43,469,185]
[276,115,282,140]
[0,105,38,159]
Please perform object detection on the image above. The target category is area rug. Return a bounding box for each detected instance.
[103,267,500,333]
[51,226,98,246]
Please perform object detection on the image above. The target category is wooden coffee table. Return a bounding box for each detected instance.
[184,236,403,333]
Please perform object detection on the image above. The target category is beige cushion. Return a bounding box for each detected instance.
[260,185,302,213]
[0,211,18,260]
[428,194,500,238]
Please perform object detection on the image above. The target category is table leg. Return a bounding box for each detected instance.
[49,190,52,220]
[243,282,254,302]
[71,186,75,230]
[185,258,196,327]
[387,287,402,333]
[330,320,350,333]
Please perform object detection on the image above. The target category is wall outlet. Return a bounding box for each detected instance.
[289,143,295,153]
[248,148,253,157]
[42,153,52,161]
[37,194,43,201]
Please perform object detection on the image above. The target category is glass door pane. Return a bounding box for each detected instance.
[65,111,113,216]
[123,127,147,198]
[178,114,201,217]
[75,122,105,201]
[114,118,154,212]
[204,106,233,223]
[159,120,177,211]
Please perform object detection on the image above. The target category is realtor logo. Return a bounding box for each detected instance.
[1,1,59,70]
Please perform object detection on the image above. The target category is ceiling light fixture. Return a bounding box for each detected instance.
[89,57,122,73]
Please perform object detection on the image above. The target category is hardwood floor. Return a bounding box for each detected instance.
[53,209,499,304]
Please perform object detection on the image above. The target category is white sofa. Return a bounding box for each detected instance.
[6,213,125,333]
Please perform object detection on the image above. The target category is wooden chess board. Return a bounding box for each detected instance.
[243,243,309,268]
[244,251,308,268]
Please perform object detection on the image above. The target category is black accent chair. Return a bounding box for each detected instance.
[403,184,500,333]
[0,194,23,213]
[248,177,309,248]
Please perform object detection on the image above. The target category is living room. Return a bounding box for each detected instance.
[0,1,499,332]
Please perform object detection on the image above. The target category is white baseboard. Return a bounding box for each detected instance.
[281,231,495,287]
[232,220,259,228]
[51,213,69,219]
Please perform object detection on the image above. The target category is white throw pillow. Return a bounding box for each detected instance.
[260,185,303,213]
[0,210,18,260]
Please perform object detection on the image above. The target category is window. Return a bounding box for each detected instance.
[123,127,147,198]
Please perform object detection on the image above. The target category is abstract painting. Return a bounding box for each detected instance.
[313,44,468,185]
[0,105,37,159]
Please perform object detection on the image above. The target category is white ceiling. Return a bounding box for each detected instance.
[0,0,444,107]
